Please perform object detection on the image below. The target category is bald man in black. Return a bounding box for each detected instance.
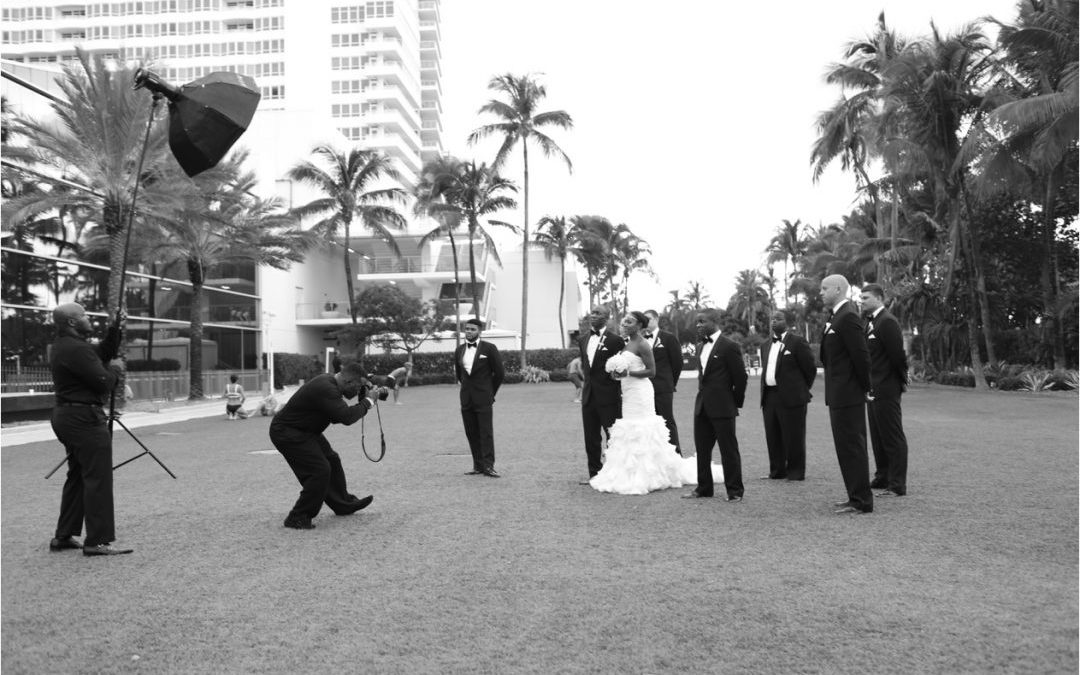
[49,303,132,556]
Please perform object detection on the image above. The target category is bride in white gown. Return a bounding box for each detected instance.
[589,311,722,495]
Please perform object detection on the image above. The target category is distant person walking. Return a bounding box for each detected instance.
[567,356,584,403]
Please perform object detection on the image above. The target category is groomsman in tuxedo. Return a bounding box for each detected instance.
[819,274,874,514]
[454,318,505,478]
[683,308,747,502]
[759,309,816,481]
[643,309,683,454]
[859,283,910,498]
[578,305,625,481]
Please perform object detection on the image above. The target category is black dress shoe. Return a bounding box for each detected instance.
[464,470,482,475]
[786,476,805,482]
[481,468,500,478]
[874,489,904,498]
[726,495,743,502]
[283,517,315,530]
[833,500,853,508]
[682,491,712,499]
[870,479,888,489]
[50,536,82,551]
[336,495,374,514]
[834,505,871,515]
[82,544,133,556]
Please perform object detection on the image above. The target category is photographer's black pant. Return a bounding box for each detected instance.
[51,406,116,546]
[270,430,358,520]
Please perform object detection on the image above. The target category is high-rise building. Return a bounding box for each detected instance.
[0,0,443,187]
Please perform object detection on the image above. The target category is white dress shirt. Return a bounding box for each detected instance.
[462,340,479,375]
[699,330,722,368]
[764,332,786,387]
[586,331,601,366]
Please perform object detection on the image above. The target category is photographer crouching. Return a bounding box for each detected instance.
[270,360,391,530]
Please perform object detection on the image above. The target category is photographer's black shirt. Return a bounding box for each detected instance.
[270,374,369,438]
[50,335,118,406]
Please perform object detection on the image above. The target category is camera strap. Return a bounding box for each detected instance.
[361,400,387,462]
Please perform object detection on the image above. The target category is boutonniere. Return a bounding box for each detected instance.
[824,321,832,334]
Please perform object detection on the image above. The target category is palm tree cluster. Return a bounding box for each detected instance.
[533,215,652,347]
[3,52,313,398]
[792,2,1078,385]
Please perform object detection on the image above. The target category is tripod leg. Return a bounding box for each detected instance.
[111,417,177,479]
[44,453,71,480]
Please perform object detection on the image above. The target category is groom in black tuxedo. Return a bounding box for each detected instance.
[683,308,747,502]
[759,309,816,480]
[578,305,625,481]
[454,318,505,478]
[819,274,873,514]
[644,309,683,454]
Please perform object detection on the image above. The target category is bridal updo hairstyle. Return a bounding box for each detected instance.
[628,311,649,331]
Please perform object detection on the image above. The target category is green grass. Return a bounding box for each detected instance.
[2,381,1077,673]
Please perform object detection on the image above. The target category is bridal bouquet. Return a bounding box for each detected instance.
[605,352,631,379]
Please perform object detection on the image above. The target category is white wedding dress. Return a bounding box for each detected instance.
[590,352,722,495]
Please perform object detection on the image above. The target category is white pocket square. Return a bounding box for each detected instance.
[825,328,836,335]
[868,334,877,340]
[478,354,488,359]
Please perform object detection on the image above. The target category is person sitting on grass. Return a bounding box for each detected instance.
[387,361,413,405]
[224,374,245,420]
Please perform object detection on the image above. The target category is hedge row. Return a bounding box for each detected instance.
[127,358,181,372]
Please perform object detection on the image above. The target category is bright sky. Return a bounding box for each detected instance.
[437,0,1021,312]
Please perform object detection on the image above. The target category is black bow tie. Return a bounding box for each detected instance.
[643,332,653,339]
[702,336,713,344]
[466,342,477,349]
[591,330,602,337]
[772,336,782,343]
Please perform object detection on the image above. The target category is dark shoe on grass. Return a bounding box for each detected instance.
[481,468,500,478]
[870,479,888,489]
[834,505,871,515]
[49,536,82,551]
[83,544,133,556]
[337,495,374,515]
[682,491,712,499]
[465,470,482,475]
[833,500,853,508]
[283,517,315,530]
[874,489,903,498]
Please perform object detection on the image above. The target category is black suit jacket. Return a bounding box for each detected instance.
[759,333,816,408]
[648,329,683,394]
[454,341,504,409]
[867,309,908,399]
[579,329,625,407]
[694,336,747,418]
[820,301,872,407]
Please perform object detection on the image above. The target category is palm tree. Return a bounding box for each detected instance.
[764,218,808,302]
[10,50,173,317]
[664,289,692,344]
[567,215,613,308]
[432,161,519,322]
[975,0,1079,368]
[468,73,573,367]
[729,269,769,334]
[534,215,574,348]
[613,231,653,314]
[149,158,312,398]
[287,145,407,324]
[684,280,711,312]
[415,155,466,347]
[880,22,999,384]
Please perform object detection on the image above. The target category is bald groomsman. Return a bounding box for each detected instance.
[759,308,816,481]
[819,274,874,515]
[860,283,910,498]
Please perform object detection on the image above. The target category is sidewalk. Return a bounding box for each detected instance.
[0,387,298,448]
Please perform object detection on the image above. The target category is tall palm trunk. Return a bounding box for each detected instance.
[448,230,462,349]
[557,255,566,348]
[188,257,206,399]
[468,222,480,322]
[1040,172,1066,369]
[519,143,530,368]
[343,216,357,324]
[958,179,997,366]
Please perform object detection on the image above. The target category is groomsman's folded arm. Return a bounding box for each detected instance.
[840,314,873,394]
[795,339,817,389]
[726,344,748,408]
[491,347,505,396]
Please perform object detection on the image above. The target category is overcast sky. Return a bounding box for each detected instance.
[436,0,1021,312]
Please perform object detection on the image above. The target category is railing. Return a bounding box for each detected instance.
[0,367,264,400]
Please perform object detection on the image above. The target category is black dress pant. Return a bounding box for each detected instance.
[868,396,908,494]
[581,401,619,477]
[271,430,358,520]
[693,412,743,499]
[653,390,682,454]
[828,404,873,511]
[761,388,807,479]
[461,405,495,471]
[52,406,116,546]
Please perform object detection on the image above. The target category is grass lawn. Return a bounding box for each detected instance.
[2,380,1077,674]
